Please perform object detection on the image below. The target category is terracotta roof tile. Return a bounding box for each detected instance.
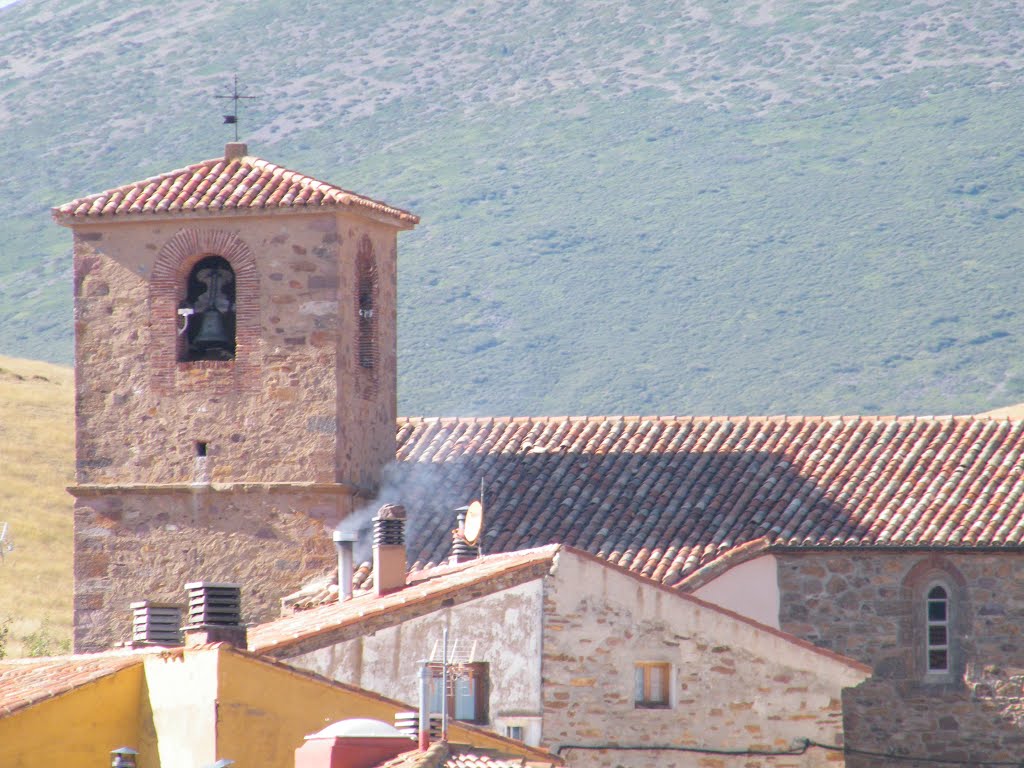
[378,742,541,768]
[250,546,559,655]
[0,649,147,716]
[384,416,1024,587]
[258,544,869,677]
[53,154,418,226]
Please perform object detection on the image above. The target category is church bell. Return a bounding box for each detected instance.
[192,309,231,352]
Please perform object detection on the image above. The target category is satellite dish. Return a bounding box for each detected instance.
[463,500,484,546]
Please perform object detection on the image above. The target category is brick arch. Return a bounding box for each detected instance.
[149,227,261,391]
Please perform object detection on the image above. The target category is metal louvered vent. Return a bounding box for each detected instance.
[130,601,182,646]
[394,712,441,740]
[373,506,406,546]
[184,582,241,627]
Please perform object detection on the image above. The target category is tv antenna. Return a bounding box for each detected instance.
[215,75,259,142]
[0,523,14,563]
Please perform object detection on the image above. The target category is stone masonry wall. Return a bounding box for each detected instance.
[542,552,865,768]
[72,211,397,488]
[69,208,402,651]
[73,486,351,651]
[777,551,1024,767]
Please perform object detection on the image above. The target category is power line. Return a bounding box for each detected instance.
[554,738,1024,766]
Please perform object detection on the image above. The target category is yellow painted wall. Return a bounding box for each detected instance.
[0,663,143,768]
[216,649,547,768]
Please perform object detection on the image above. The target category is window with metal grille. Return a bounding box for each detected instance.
[926,584,950,674]
[634,661,671,708]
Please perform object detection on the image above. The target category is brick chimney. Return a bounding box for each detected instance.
[183,582,246,647]
[225,142,248,161]
[372,504,407,596]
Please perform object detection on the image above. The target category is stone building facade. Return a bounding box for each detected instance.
[54,144,417,650]
[55,146,1024,762]
[252,546,869,767]
[775,551,1024,767]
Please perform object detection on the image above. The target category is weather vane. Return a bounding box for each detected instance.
[216,75,258,142]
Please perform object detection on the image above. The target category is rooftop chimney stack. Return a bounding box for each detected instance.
[183,582,247,647]
[449,507,480,565]
[372,504,407,596]
[130,601,183,646]
[333,530,357,601]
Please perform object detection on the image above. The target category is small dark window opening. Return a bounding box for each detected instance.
[181,256,236,362]
[926,585,950,674]
[357,270,375,369]
[196,441,208,457]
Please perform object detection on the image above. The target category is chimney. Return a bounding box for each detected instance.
[225,142,248,161]
[130,601,183,646]
[183,582,246,647]
[449,507,479,565]
[372,504,407,596]
[333,530,357,601]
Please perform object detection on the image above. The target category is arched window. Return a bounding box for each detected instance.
[180,256,236,362]
[926,584,950,675]
[356,239,377,370]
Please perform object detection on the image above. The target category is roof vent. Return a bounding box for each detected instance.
[183,582,246,647]
[225,142,248,161]
[372,505,407,596]
[130,601,182,646]
[333,530,357,601]
[450,506,480,565]
[393,712,441,741]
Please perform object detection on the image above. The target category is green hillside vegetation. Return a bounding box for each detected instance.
[0,355,72,657]
[1,0,1024,419]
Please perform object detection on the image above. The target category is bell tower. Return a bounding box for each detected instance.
[54,143,418,651]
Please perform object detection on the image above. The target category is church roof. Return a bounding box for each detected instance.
[387,414,1024,587]
[52,144,418,226]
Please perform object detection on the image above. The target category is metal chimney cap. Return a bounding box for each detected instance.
[184,581,241,590]
[333,530,358,543]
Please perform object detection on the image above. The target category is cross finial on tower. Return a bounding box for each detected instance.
[215,74,258,142]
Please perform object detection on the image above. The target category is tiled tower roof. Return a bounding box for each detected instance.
[53,145,418,226]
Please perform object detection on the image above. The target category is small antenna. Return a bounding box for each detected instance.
[215,74,259,142]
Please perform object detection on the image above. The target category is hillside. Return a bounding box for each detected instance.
[0,355,72,657]
[1,1,1024,416]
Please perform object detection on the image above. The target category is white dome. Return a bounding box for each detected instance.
[311,718,408,739]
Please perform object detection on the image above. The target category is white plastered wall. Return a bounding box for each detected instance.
[287,579,545,741]
[692,554,781,629]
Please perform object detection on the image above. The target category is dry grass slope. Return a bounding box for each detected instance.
[0,355,73,657]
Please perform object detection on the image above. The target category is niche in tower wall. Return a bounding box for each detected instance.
[181,255,237,361]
